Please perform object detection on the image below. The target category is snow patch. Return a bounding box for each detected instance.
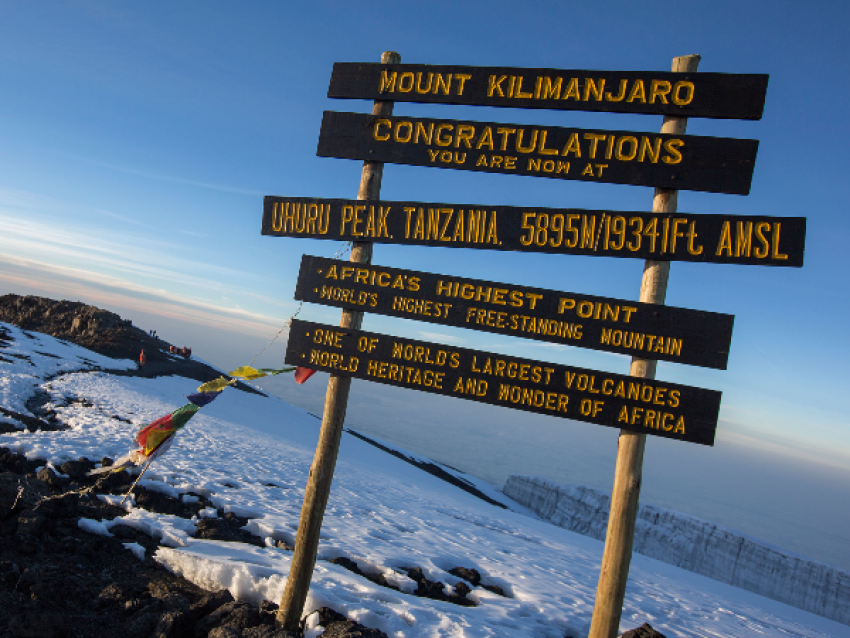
[78,517,113,537]
[123,542,147,561]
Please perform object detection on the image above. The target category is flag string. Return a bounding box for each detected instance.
[247,239,350,368]
[40,242,354,506]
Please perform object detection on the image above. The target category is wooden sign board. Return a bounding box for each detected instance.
[262,197,806,267]
[295,255,735,370]
[316,111,759,195]
[286,319,720,445]
[328,63,769,120]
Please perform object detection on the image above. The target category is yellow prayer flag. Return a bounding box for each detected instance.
[197,376,235,393]
[228,366,268,380]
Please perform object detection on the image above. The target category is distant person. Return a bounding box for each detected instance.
[139,349,146,369]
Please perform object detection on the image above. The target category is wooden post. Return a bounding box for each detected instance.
[588,53,701,638]
[276,50,401,633]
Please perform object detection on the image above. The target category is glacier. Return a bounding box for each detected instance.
[503,474,850,625]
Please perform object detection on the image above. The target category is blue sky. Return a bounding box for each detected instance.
[1,0,849,551]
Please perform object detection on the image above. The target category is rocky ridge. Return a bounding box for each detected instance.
[0,294,262,392]
[0,294,160,361]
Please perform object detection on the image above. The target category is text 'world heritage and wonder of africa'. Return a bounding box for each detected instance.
[285,320,720,446]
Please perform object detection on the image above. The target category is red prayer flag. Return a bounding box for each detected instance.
[294,367,317,384]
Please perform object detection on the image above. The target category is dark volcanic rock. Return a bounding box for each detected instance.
[0,474,27,519]
[194,600,260,637]
[0,421,24,434]
[448,566,507,597]
[58,458,95,480]
[133,486,208,519]
[448,566,481,586]
[327,558,476,607]
[621,623,668,638]
[0,472,209,637]
[1,464,386,638]
[0,406,60,433]
[406,566,475,607]
[328,556,397,591]
[321,619,389,637]
[306,608,389,637]
[36,466,65,488]
[407,566,448,601]
[453,581,471,598]
[194,511,266,547]
[15,511,48,538]
[0,448,37,475]
[242,627,297,638]
[482,582,506,597]
[7,609,69,638]
[314,606,348,626]
[190,589,236,619]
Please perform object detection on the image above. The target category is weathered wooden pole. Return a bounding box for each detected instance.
[588,53,701,638]
[276,50,401,633]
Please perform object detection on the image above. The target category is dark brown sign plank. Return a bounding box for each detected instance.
[328,63,769,120]
[317,112,759,195]
[295,255,735,370]
[262,197,806,267]
[286,319,720,445]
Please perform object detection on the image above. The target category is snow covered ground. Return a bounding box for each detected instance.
[2,320,848,637]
